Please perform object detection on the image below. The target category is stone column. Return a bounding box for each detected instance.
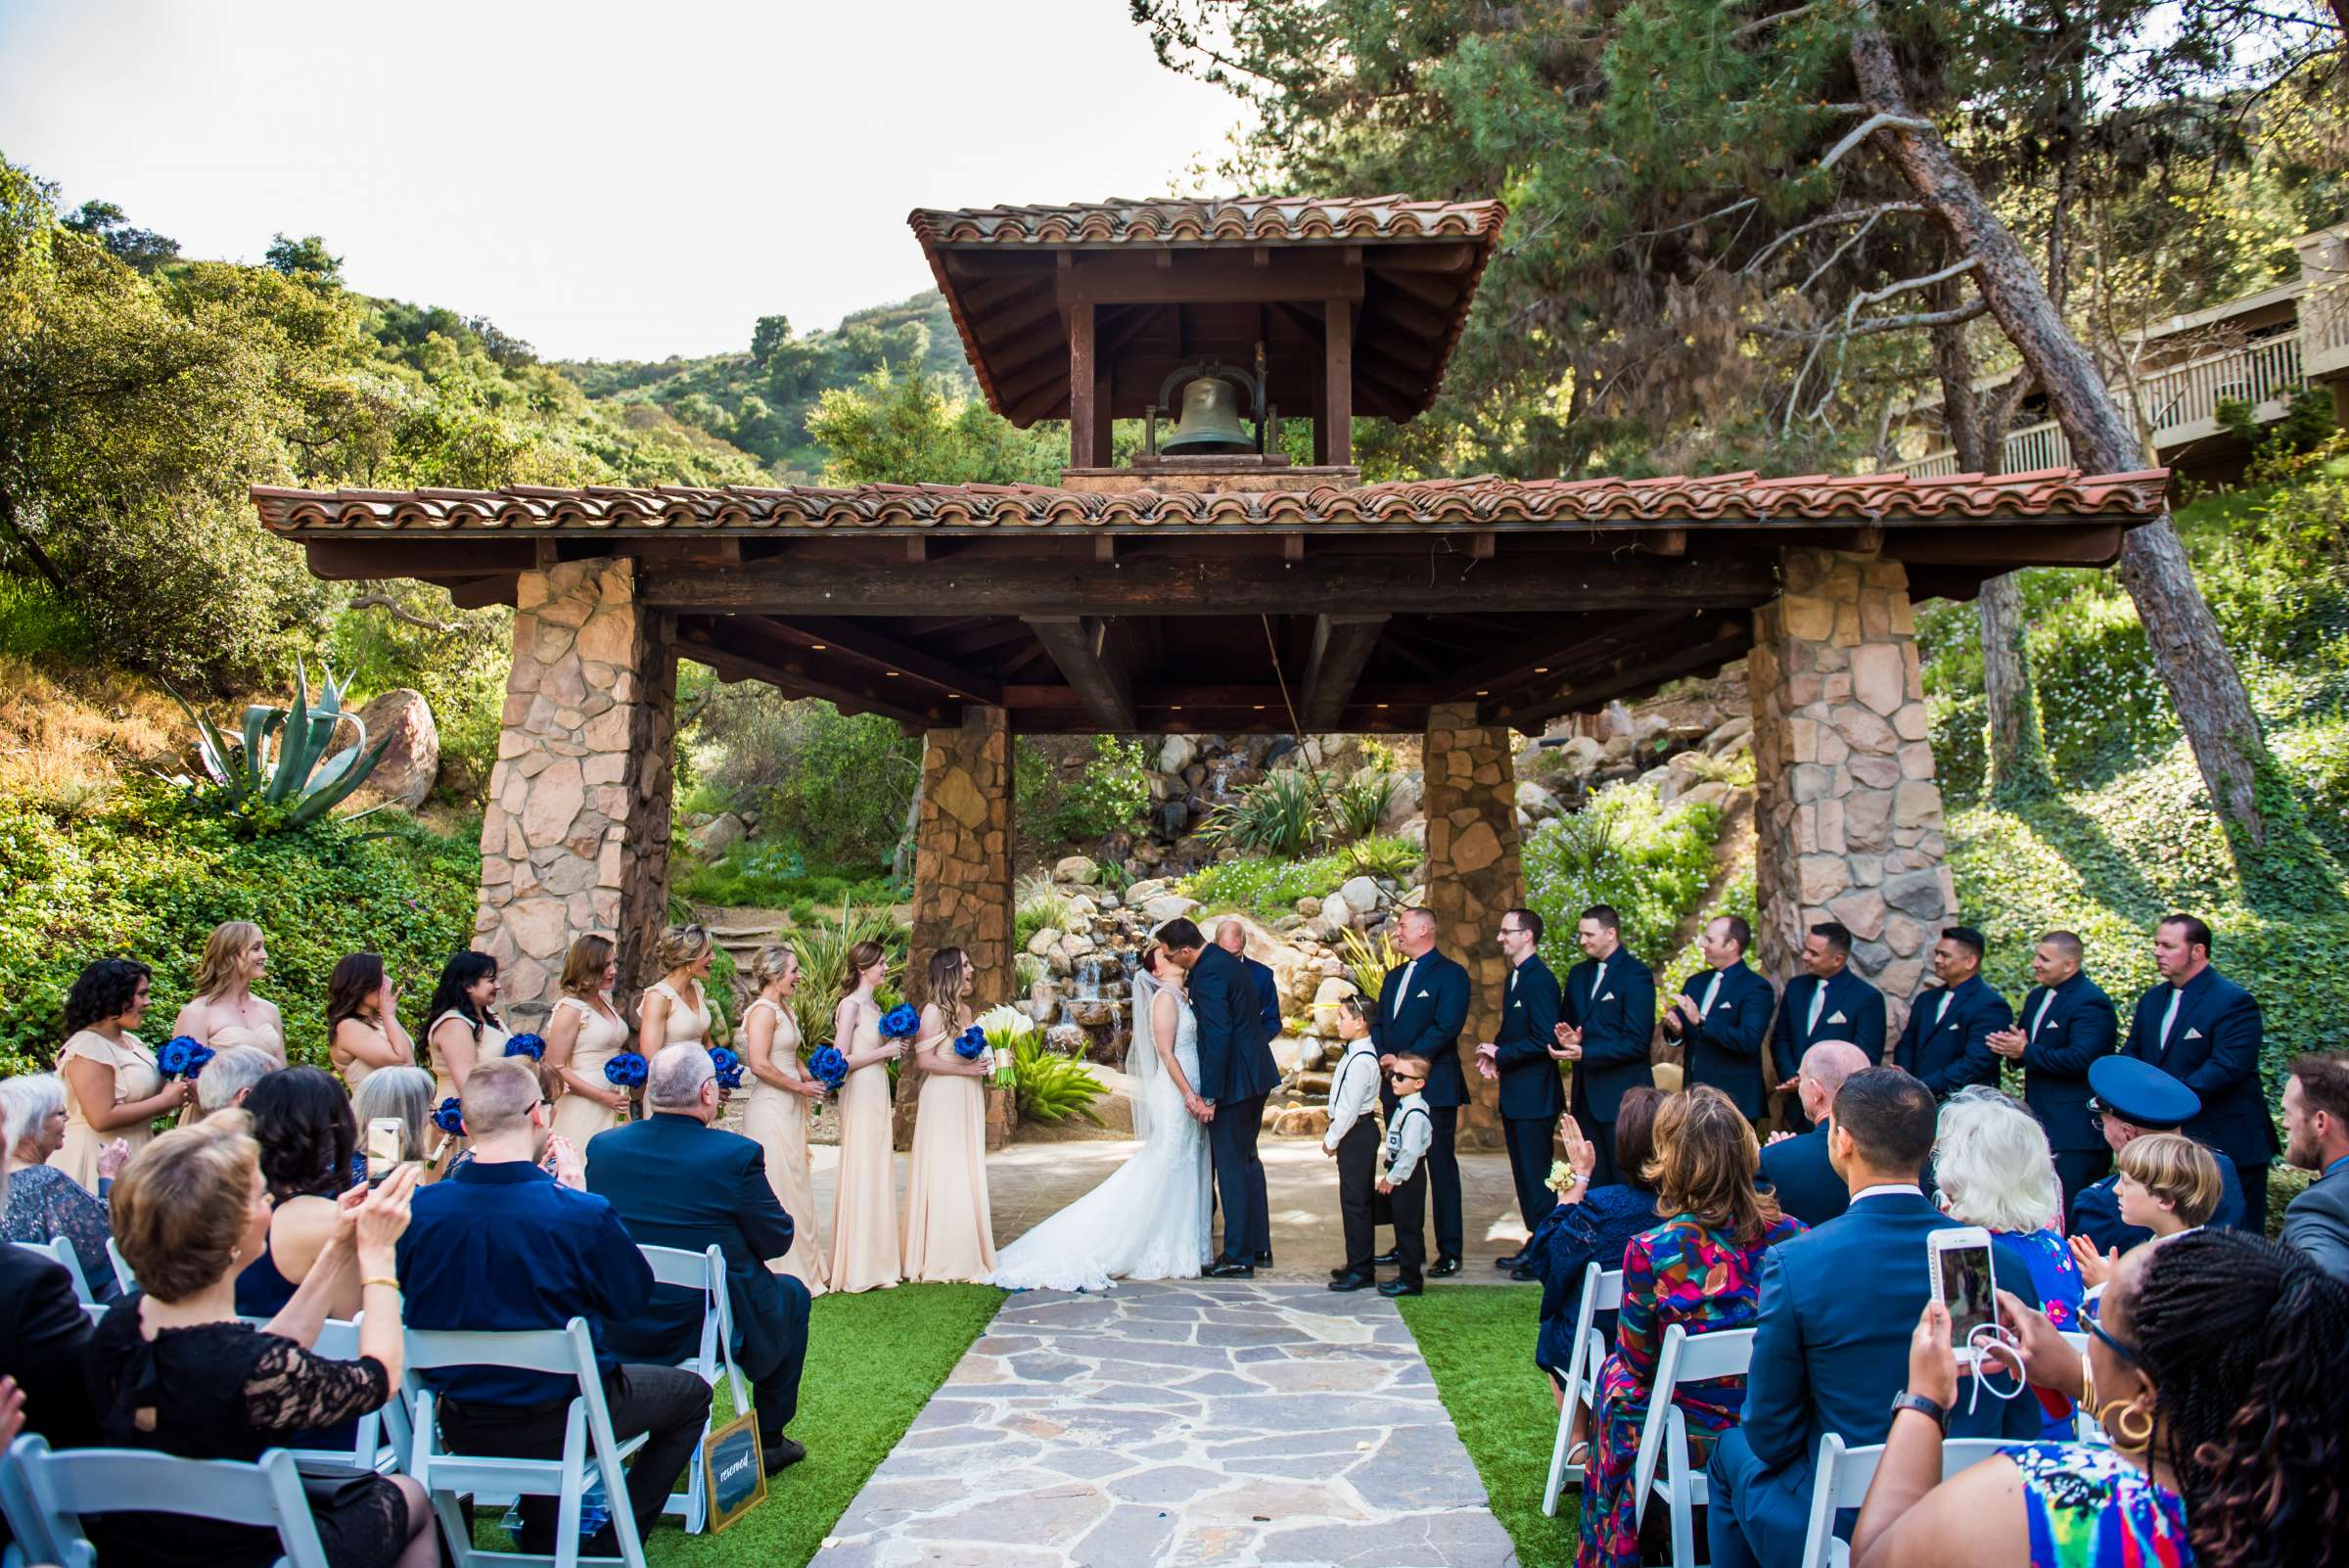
[1750,548,1953,1052]
[475,558,676,1031]
[1421,702,1521,1149]
[902,706,1016,1148]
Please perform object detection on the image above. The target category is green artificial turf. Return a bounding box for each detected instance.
[1395,1284,1580,1567]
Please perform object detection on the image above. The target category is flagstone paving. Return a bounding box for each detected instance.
[810,1282,1518,1568]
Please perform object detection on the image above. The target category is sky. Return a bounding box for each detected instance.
[0,0,1247,361]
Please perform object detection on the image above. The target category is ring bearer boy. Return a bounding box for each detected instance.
[1323,993,1385,1293]
[1375,1059,1435,1299]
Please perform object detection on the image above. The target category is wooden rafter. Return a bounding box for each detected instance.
[1297,614,1389,730]
[1022,615,1136,731]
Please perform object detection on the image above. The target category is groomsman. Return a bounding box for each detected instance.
[1552,904,1655,1189]
[1770,922,1886,1128]
[1486,907,1563,1279]
[1987,930,2119,1214]
[1217,918,1284,1048]
[2119,913,2277,1225]
[1371,907,1471,1277]
[1663,914,1775,1123]
[1892,926,2013,1101]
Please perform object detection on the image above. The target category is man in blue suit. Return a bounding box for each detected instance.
[1757,1039,1870,1228]
[2070,1054,2245,1251]
[1664,913,1776,1123]
[1216,917,1284,1045]
[1707,1068,2046,1568]
[1891,926,2013,1100]
[1486,906,1563,1278]
[1771,923,1887,1129]
[2119,912,2277,1225]
[1986,930,2119,1214]
[1371,906,1472,1276]
[1553,903,1655,1190]
[585,1044,811,1472]
[1166,916,1282,1276]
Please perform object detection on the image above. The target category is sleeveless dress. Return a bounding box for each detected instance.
[428,1010,508,1163]
[899,1027,997,1283]
[827,998,900,1293]
[179,1015,285,1125]
[640,978,713,1048]
[51,1030,161,1191]
[2002,1442,2194,1567]
[332,1019,403,1095]
[549,992,629,1150]
[742,996,827,1297]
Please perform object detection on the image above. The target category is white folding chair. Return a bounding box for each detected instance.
[283,1318,404,1475]
[9,1432,327,1568]
[0,1434,68,1568]
[404,1316,651,1568]
[638,1243,749,1534]
[1629,1324,1758,1568]
[1541,1264,1624,1516]
[1796,1432,2009,1568]
[106,1237,137,1296]
[13,1236,94,1306]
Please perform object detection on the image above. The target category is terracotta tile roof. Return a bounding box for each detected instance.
[253,467,2169,534]
[907,196,1506,248]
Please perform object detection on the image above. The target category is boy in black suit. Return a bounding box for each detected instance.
[1375,1058,1435,1298]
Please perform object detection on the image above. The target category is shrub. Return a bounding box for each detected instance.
[1200,770,1322,856]
[677,839,901,924]
[1014,1034,1107,1127]
[1183,850,1351,922]
[785,902,909,1053]
[1327,771,1395,840]
[1345,834,1423,881]
[682,689,919,869]
[170,662,392,835]
[1014,873,1077,953]
[1018,737,1151,845]
[1521,781,1724,981]
[1338,926,1402,1000]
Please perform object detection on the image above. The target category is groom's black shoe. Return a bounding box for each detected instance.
[1495,1250,1529,1270]
[1206,1256,1256,1279]
[1428,1255,1462,1278]
[1327,1270,1375,1292]
[1377,1278,1424,1298]
[1254,1250,1274,1268]
[1371,1248,1402,1267]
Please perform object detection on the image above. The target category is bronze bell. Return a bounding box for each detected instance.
[1159,375,1256,455]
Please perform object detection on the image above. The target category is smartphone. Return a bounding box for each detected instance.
[1927,1225,1998,1364]
[364,1117,404,1185]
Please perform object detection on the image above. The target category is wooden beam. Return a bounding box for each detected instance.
[1371,265,1459,310]
[672,624,943,728]
[1056,251,1368,306]
[447,576,516,610]
[1499,623,1752,730]
[1022,616,1136,730]
[1360,243,1480,273]
[1432,610,1652,701]
[761,617,1004,705]
[303,539,537,579]
[1068,302,1096,469]
[1887,524,2122,567]
[1298,613,1389,729]
[1006,681,1428,712]
[960,271,1053,316]
[1324,299,1354,468]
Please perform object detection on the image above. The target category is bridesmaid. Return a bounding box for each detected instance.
[53,957,190,1190]
[828,940,906,1293]
[742,945,829,1297]
[326,953,416,1094]
[167,921,287,1066]
[901,946,997,1283]
[424,951,508,1161]
[546,935,631,1151]
[639,925,716,1054]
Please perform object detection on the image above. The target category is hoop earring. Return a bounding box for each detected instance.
[2098,1399,2155,1452]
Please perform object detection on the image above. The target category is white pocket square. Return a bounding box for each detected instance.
[2185,1028,2203,1040]
[1416,990,1431,998]
[1602,992,1618,1001]
[1828,1011,1848,1024]
[1510,999,1523,1008]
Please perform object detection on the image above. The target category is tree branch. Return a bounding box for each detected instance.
[1819,110,1934,171]
[1746,298,1987,341]
[1743,202,1925,274]
[348,587,464,635]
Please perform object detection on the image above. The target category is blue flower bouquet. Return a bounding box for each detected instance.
[806,1042,850,1122]
[604,1051,649,1089]
[878,1003,920,1042]
[431,1097,466,1136]
[709,1046,744,1091]
[504,1033,546,1061]
[158,1036,214,1081]
[951,1024,988,1060]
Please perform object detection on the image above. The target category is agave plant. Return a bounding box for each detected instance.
[171,662,392,833]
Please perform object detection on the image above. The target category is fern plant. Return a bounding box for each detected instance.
[1345,834,1422,881]
[1014,1035,1107,1127]
[171,661,392,835]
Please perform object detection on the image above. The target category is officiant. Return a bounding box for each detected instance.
[1371,908,1471,1278]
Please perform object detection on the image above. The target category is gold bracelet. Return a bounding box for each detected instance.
[361,1276,401,1290]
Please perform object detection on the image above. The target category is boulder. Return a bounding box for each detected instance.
[1294,896,1323,919]
[1026,926,1065,958]
[1291,1038,1329,1071]
[1338,875,1384,916]
[1310,976,1359,1036]
[1516,780,1564,821]
[1064,894,1099,924]
[1057,930,1097,961]
[688,811,749,859]
[1273,1105,1332,1138]
[1600,733,1635,763]
[1043,1023,1089,1055]
[354,688,439,809]
[1126,878,1170,903]
[1378,771,1424,831]
[1157,735,1199,774]
[1142,894,1199,927]
[1603,699,1637,739]
[1680,780,1732,813]
[1704,715,1753,754]
[1053,854,1101,885]
[1557,734,1605,778]
[1319,892,1358,932]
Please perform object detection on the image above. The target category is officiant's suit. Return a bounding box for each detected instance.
[1561,948,1655,1189]
[1189,942,1281,1266]
[1374,947,1471,1265]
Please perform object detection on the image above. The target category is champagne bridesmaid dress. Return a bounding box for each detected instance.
[640,979,713,1047]
[742,996,827,1297]
[428,1010,508,1165]
[51,1031,161,1191]
[899,1029,997,1283]
[549,992,630,1150]
[827,999,900,1293]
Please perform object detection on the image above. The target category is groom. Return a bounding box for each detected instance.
[1162,917,1280,1278]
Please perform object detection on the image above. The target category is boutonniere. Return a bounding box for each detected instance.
[1510,997,1523,1008]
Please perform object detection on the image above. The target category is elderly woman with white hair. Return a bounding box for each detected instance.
[2,1072,123,1295]
[197,1043,281,1116]
[1930,1084,2087,1438]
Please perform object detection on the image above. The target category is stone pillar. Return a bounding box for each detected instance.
[902,706,1016,1148]
[1751,549,1953,1052]
[475,558,676,1031]
[1421,702,1522,1149]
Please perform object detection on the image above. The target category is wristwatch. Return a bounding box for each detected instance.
[1889,1390,1950,1432]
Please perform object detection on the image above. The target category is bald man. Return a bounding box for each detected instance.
[1987,929,2119,1215]
[1756,1041,1870,1227]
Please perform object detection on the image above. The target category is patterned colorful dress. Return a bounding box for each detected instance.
[2004,1442,2194,1567]
[1574,1210,1807,1568]
[1998,1224,2088,1438]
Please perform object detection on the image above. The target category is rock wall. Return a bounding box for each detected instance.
[906,706,1016,1148]
[1421,701,1520,1147]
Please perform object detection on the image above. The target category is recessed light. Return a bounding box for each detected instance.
[810,644,827,652]
[1534,666,1548,673]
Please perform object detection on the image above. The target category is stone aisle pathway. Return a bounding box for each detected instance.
[811,1282,1516,1568]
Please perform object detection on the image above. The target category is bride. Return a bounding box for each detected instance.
[989,942,1214,1291]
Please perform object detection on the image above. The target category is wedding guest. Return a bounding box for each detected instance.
[1757,1040,1870,1227]
[741,945,828,1295]
[1891,927,2013,1101]
[1488,906,1565,1274]
[1664,914,1775,1124]
[236,1066,361,1319]
[351,1066,435,1165]
[1,1073,121,1295]
[2119,913,2276,1226]
[2280,1053,2349,1279]
[198,1043,280,1114]
[1532,1084,1668,1392]
[399,1058,710,1558]
[1553,904,1657,1190]
[0,1153,95,1449]
[93,1120,432,1568]
[1770,922,1887,1125]
[423,950,508,1112]
[902,947,997,1282]
[53,957,188,1189]
[1984,930,2119,1216]
[586,1044,810,1474]
[1368,906,1470,1277]
[827,940,905,1293]
[2071,1054,2245,1254]
[1216,917,1282,1045]
[2072,1132,2223,1293]
[638,924,716,1054]
[1375,1057,1436,1298]
[545,934,631,1150]
[1578,1086,1805,1568]
[326,952,415,1094]
[1325,992,1385,1292]
[168,920,287,1067]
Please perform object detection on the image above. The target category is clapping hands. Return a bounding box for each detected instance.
[96,1137,133,1180]
[1987,1027,2028,1061]
[1549,1023,1583,1061]
[2068,1234,2119,1291]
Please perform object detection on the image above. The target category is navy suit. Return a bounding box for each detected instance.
[2120,966,2277,1222]
[1243,956,1282,1042]
[1757,1124,1849,1229]
[2014,970,2120,1211]
[1494,954,1566,1231]
[1191,942,1281,1262]
[1671,962,1776,1121]
[1561,948,1656,1189]
[1707,1191,2047,1568]
[0,1242,94,1451]
[2072,1145,2244,1253]
[585,1113,810,1444]
[1771,969,1887,1130]
[1374,947,1473,1259]
[1892,975,2014,1100]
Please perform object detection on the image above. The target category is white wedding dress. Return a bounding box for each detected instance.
[989,970,1214,1292]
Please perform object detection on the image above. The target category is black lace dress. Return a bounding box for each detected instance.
[85,1299,408,1568]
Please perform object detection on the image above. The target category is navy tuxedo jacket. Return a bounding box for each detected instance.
[2016,971,2120,1152]
[1562,949,1657,1125]
[584,1113,798,1377]
[1494,954,1566,1121]
[1772,969,1887,1083]
[1893,975,2014,1099]
[2072,1146,2244,1251]
[0,1243,94,1449]
[2120,966,2278,1167]
[1757,1125,1849,1230]
[1673,962,1776,1121]
[1244,957,1282,1043]
[1373,946,1473,1110]
[1190,943,1282,1104]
